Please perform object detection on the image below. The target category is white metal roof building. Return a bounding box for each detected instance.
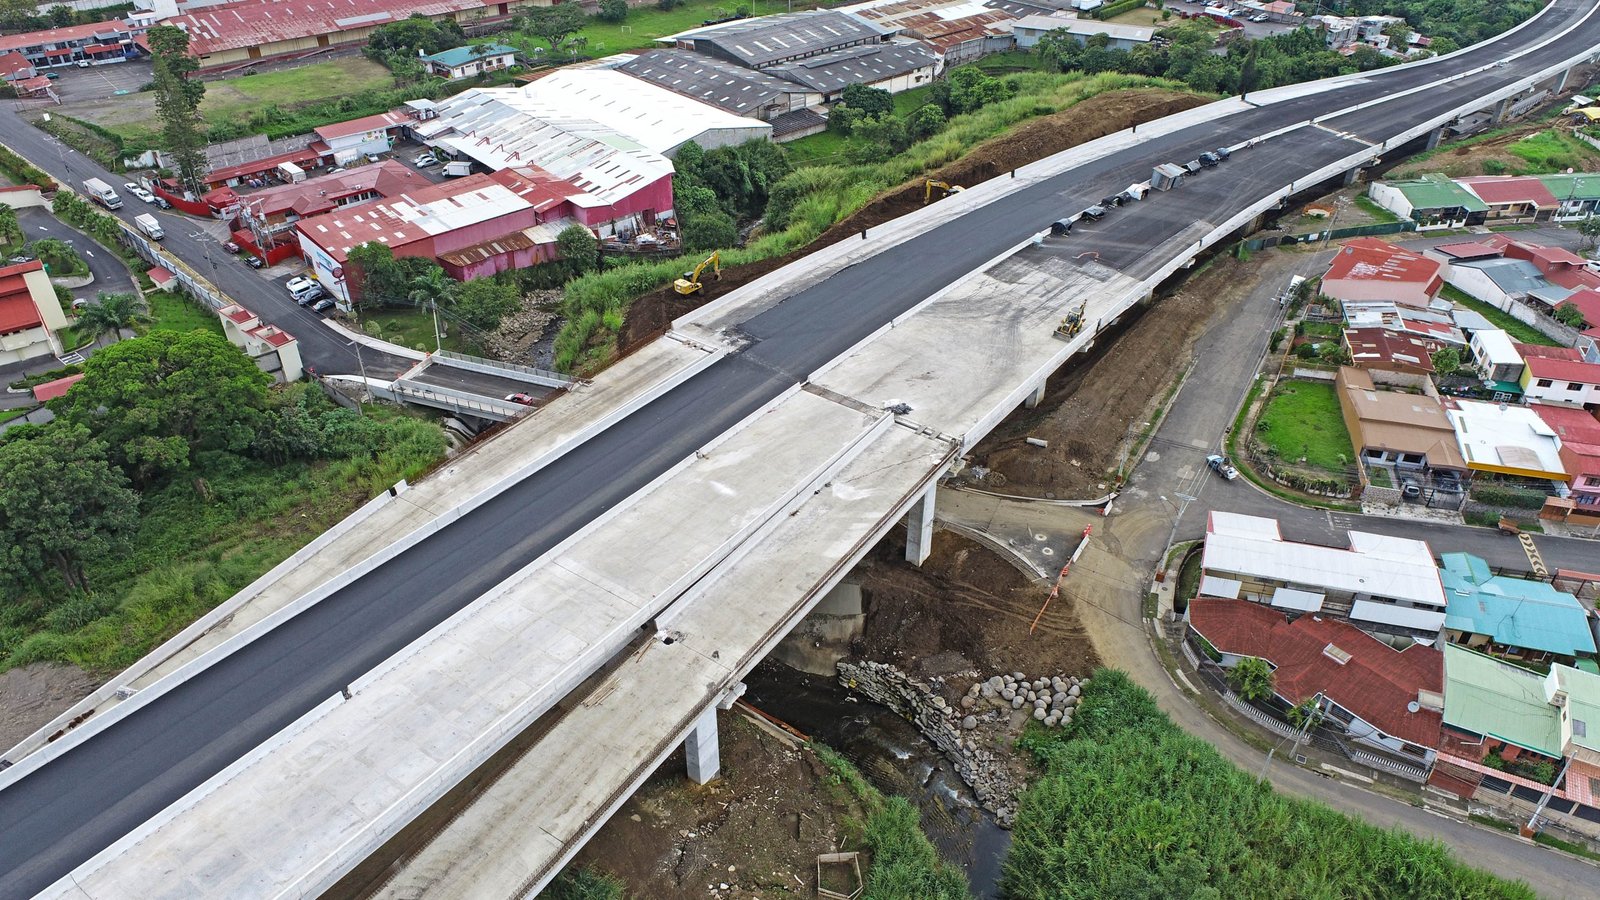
[1446,399,1569,481]
[1199,511,1449,634]
[520,69,772,156]
[413,88,676,207]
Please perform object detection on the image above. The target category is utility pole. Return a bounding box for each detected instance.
[1524,752,1575,838]
[1260,691,1324,782]
[348,339,371,407]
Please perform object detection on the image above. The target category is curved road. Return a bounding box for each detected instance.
[4,1,1600,895]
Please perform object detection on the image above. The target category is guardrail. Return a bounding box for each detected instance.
[432,349,577,388]
[391,380,525,419]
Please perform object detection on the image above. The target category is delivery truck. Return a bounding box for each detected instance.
[82,177,121,209]
[443,160,473,177]
[134,213,164,241]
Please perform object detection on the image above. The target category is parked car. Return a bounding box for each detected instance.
[311,297,335,313]
[9,254,35,264]
[43,72,59,80]
[244,255,265,269]
[327,166,346,174]
[1250,13,1269,22]
[1206,454,1239,481]
[1401,479,1422,501]
[1099,195,1123,208]
[413,152,439,167]
[1198,151,1221,167]
[1214,146,1232,160]
[1080,205,1108,220]
[222,240,242,254]
[122,183,156,204]
[505,392,537,405]
[153,195,171,209]
[74,59,90,68]
[286,276,322,304]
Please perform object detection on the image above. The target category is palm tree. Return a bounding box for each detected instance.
[1228,656,1274,703]
[0,204,21,251]
[74,291,150,344]
[407,268,454,309]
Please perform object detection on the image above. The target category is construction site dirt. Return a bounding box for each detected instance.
[619,88,1208,353]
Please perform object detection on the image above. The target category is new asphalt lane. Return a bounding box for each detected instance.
[3,2,1600,894]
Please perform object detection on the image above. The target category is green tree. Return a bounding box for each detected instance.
[1554,303,1588,328]
[596,0,628,23]
[55,330,273,483]
[148,25,208,197]
[366,14,464,57]
[1228,656,1274,702]
[850,115,910,161]
[940,65,1012,115]
[347,241,409,308]
[73,291,150,343]
[454,277,522,330]
[1577,215,1600,252]
[840,83,894,118]
[28,237,80,275]
[827,104,867,136]
[0,423,139,595]
[1431,346,1461,375]
[520,3,587,54]
[407,265,455,309]
[1237,42,1260,97]
[676,184,737,252]
[905,103,946,141]
[0,203,20,249]
[657,0,684,10]
[557,224,600,274]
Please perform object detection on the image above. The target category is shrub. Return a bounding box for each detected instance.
[596,0,628,23]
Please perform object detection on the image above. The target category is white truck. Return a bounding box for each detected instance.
[82,177,121,209]
[442,160,473,178]
[134,213,164,241]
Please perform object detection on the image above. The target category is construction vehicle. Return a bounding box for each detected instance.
[674,251,721,296]
[924,180,965,204]
[1054,301,1086,339]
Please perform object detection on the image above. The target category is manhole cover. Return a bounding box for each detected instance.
[1041,547,1055,556]
[1033,533,1048,541]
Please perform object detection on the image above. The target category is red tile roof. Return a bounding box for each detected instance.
[0,20,127,54]
[1559,289,1600,328]
[147,266,176,287]
[242,160,430,219]
[1323,237,1444,305]
[1459,176,1560,208]
[31,373,84,402]
[1516,342,1583,361]
[220,304,258,325]
[172,0,485,57]
[0,51,32,80]
[314,111,413,142]
[247,324,295,347]
[1343,327,1436,373]
[1524,354,1600,384]
[1431,240,1501,260]
[0,261,47,334]
[1188,598,1443,748]
[1532,402,1600,444]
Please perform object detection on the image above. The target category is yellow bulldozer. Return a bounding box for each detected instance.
[674,251,721,296]
[1055,302,1086,340]
[924,179,965,204]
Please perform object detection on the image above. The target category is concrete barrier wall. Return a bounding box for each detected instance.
[0,185,49,209]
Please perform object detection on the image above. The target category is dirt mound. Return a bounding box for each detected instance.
[849,531,1099,682]
[0,663,100,752]
[619,88,1209,352]
[971,255,1249,498]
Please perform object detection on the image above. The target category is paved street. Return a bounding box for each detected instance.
[4,0,1600,892]
[16,206,137,300]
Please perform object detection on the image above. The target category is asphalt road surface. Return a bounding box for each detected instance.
[15,206,137,300]
[4,1,1600,894]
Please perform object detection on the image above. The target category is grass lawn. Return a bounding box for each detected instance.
[1506,129,1600,174]
[1254,379,1355,473]
[892,84,935,116]
[1174,548,1201,614]
[781,128,851,166]
[360,306,465,353]
[1351,194,1400,224]
[973,50,1048,72]
[146,291,225,336]
[1441,284,1559,346]
[0,408,29,424]
[199,58,395,129]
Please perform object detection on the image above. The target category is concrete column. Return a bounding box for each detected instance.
[685,706,719,784]
[1424,126,1444,151]
[1024,380,1046,409]
[1342,167,1360,187]
[1556,66,1572,94]
[905,484,936,566]
[1491,97,1513,125]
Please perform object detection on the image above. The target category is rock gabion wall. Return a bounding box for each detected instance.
[837,661,1088,828]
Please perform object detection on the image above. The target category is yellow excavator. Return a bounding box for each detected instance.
[1055,301,1086,340]
[674,251,721,296]
[924,179,965,204]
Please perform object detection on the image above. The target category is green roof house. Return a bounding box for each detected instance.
[422,44,519,81]
[1368,174,1488,231]
[1441,553,1598,665]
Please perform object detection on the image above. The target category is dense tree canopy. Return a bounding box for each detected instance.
[148,25,208,195]
[520,3,587,53]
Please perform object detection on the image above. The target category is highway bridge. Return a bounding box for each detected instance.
[4,2,1600,896]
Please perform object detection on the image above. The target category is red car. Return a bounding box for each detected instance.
[222,241,242,254]
[504,392,536,406]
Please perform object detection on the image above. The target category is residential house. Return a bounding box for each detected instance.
[1558,288,1600,337]
[0,260,71,366]
[422,43,517,80]
[216,304,303,382]
[1458,175,1561,223]
[1321,237,1445,310]
[1343,302,1466,346]
[1519,351,1600,408]
[1335,367,1468,490]
[1197,511,1449,634]
[1534,403,1600,514]
[1342,327,1440,375]
[313,111,414,166]
[1012,16,1155,51]
[1367,175,1488,230]
[1441,553,1597,666]
[1440,645,1600,812]
[1446,398,1569,484]
[1469,328,1525,400]
[1446,256,1579,315]
[1189,598,1444,767]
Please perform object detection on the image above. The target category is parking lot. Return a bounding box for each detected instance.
[43,59,153,103]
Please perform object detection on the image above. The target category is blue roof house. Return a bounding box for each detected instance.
[1441,553,1598,666]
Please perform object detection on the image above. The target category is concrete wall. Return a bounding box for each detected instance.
[0,185,50,210]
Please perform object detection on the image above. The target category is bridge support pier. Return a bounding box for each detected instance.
[1556,66,1572,94]
[904,484,937,566]
[1024,380,1047,409]
[1424,126,1444,151]
[1491,96,1513,125]
[685,707,720,784]
[1342,168,1360,187]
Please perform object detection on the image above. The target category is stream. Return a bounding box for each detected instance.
[743,661,1011,900]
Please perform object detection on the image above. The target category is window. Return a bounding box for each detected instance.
[1569,382,1584,391]
[1537,379,1554,388]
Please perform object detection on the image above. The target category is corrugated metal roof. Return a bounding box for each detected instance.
[1386,174,1489,213]
[422,43,518,69]
[1441,553,1596,658]
[1442,644,1568,754]
[674,9,894,67]
[523,69,770,153]
[619,49,810,117]
[169,0,482,57]
[767,41,936,93]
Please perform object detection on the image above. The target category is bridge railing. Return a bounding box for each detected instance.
[392,380,525,419]
[433,349,577,389]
